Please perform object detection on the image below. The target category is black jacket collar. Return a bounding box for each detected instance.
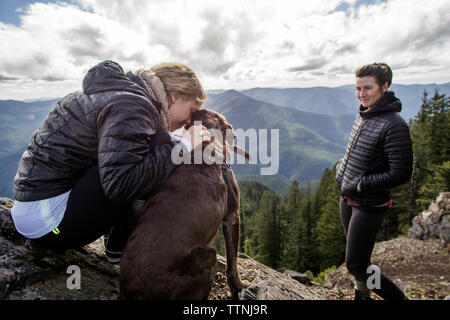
[359,91,402,119]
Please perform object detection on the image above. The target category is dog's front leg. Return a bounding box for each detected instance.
[223,212,250,299]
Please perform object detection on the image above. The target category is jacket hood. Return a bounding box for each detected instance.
[359,91,402,119]
[82,60,150,98]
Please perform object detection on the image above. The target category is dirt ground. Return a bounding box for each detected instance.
[314,236,450,300]
[371,236,449,300]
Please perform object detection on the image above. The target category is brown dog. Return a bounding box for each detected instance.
[120,109,250,299]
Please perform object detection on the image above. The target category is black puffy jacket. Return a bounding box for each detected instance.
[336,91,413,206]
[14,60,178,205]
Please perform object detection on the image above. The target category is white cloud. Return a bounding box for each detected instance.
[0,0,449,99]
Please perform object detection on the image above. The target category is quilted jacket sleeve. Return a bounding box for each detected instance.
[96,98,177,205]
[360,121,413,192]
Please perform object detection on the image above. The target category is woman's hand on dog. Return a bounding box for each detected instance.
[183,124,211,149]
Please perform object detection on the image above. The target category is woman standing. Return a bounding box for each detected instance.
[336,63,413,300]
[11,60,211,263]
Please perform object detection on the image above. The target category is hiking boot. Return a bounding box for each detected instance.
[354,289,373,300]
[105,248,122,264]
[103,229,122,264]
[103,200,146,264]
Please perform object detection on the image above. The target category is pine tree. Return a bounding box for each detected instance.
[417,161,450,207]
[237,181,270,256]
[313,164,346,271]
[296,183,318,272]
[429,91,449,164]
[254,190,281,268]
[410,91,450,210]
[280,181,302,269]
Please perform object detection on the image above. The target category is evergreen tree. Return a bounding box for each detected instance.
[254,190,281,268]
[313,164,346,271]
[237,181,270,256]
[429,92,449,164]
[296,183,318,272]
[417,161,450,208]
[410,91,450,211]
[280,181,302,269]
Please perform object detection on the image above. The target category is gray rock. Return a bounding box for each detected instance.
[0,199,120,300]
[408,192,450,245]
[0,233,121,300]
[0,199,21,243]
[324,265,354,291]
[217,256,325,300]
[440,215,450,245]
[408,216,424,239]
[283,269,312,285]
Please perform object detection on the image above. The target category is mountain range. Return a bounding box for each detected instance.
[240,82,450,121]
[0,99,59,197]
[204,90,352,193]
[0,82,448,198]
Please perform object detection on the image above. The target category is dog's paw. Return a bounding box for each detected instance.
[229,278,250,291]
[229,280,251,300]
[240,279,251,288]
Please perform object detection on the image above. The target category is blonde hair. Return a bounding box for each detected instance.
[149,62,206,106]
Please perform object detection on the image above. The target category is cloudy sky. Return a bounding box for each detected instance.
[0,0,449,100]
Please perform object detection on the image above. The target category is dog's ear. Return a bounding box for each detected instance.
[224,123,235,144]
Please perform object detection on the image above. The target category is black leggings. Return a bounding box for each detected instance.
[340,197,406,300]
[34,165,134,251]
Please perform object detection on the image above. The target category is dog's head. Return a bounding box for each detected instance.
[185,109,250,162]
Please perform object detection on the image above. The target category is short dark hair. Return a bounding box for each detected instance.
[355,63,393,87]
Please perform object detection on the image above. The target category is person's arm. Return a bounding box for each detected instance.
[336,157,344,172]
[358,122,413,192]
[96,99,177,205]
